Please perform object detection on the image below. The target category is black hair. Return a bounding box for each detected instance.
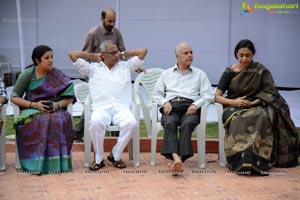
[31,45,52,65]
[101,10,106,18]
[234,39,256,59]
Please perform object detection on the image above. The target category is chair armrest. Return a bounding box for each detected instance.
[67,103,73,115]
[151,103,159,123]
[214,102,224,126]
[214,102,223,111]
[200,104,208,124]
[12,103,20,122]
[84,94,91,122]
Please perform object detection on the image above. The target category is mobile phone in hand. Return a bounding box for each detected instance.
[42,101,54,111]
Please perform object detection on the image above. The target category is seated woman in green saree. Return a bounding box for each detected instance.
[215,39,299,175]
[11,45,75,174]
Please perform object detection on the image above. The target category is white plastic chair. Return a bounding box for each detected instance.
[150,103,209,168]
[133,68,164,137]
[83,93,140,167]
[12,103,73,169]
[0,104,7,171]
[214,102,226,167]
[74,82,89,104]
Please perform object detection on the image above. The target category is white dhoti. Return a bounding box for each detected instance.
[89,105,137,164]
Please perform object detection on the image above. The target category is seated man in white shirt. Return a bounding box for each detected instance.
[69,40,147,170]
[152,42,214,175]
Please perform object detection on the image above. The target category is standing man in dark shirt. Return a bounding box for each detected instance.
[82,8,125,53]
[74,8,126,142]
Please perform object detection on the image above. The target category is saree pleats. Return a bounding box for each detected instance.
[16,110,74,174]
[224,107,273,173]
[14,67,75,174]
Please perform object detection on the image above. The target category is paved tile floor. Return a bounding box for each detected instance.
[1,152,300,200]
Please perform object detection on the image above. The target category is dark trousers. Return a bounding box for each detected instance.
[160,101,200,162]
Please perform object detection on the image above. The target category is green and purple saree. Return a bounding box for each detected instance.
[12,67,75,174]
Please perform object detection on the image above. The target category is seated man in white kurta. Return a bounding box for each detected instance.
[69,40,147,170]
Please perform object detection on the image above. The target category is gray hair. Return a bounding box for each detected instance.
[99,40,116,52]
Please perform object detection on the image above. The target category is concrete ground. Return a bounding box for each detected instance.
[1,150,300,200]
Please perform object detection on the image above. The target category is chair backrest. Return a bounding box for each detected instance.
[74,82,89,103]
[133,68,164,137]
[0,62,12,75]
[133,68,164,106]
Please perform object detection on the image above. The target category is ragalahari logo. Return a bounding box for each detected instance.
[240,2,299,15]
[241,2,254,15]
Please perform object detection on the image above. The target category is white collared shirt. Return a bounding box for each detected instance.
[73,56,144,111]
[152,65,214,109]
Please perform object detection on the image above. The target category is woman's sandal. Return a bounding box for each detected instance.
[107,153,126,169]
[89,160,105,171]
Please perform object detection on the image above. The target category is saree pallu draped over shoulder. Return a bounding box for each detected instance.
[15,68,75,174]
[218,61,299,174]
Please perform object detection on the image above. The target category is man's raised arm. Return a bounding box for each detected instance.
[122,48,147,61]
[68,51,101,63]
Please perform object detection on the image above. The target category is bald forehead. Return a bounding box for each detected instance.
[176,43,192,54]
[103,8,116,18]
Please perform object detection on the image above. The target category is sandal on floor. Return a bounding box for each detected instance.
[107,153,126,169]
[89,160,105,171]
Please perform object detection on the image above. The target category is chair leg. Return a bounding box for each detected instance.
[15,142,21,169]
[128,139,133,160]
[132,132,140,167]
[196,124,206,169]
[150,130,158,166]
[218,124,226,167]
[216,103,226,167]
[84,131,91,167]
[197,104,208,169]
[131,104,140,167]
[0,128,6,171]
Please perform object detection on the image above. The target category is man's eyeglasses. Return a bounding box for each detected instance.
[104,51,119,55]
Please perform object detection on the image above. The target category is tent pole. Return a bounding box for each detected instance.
[16,0,25,72]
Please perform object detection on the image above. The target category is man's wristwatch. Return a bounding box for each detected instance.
[121,51,126,60]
